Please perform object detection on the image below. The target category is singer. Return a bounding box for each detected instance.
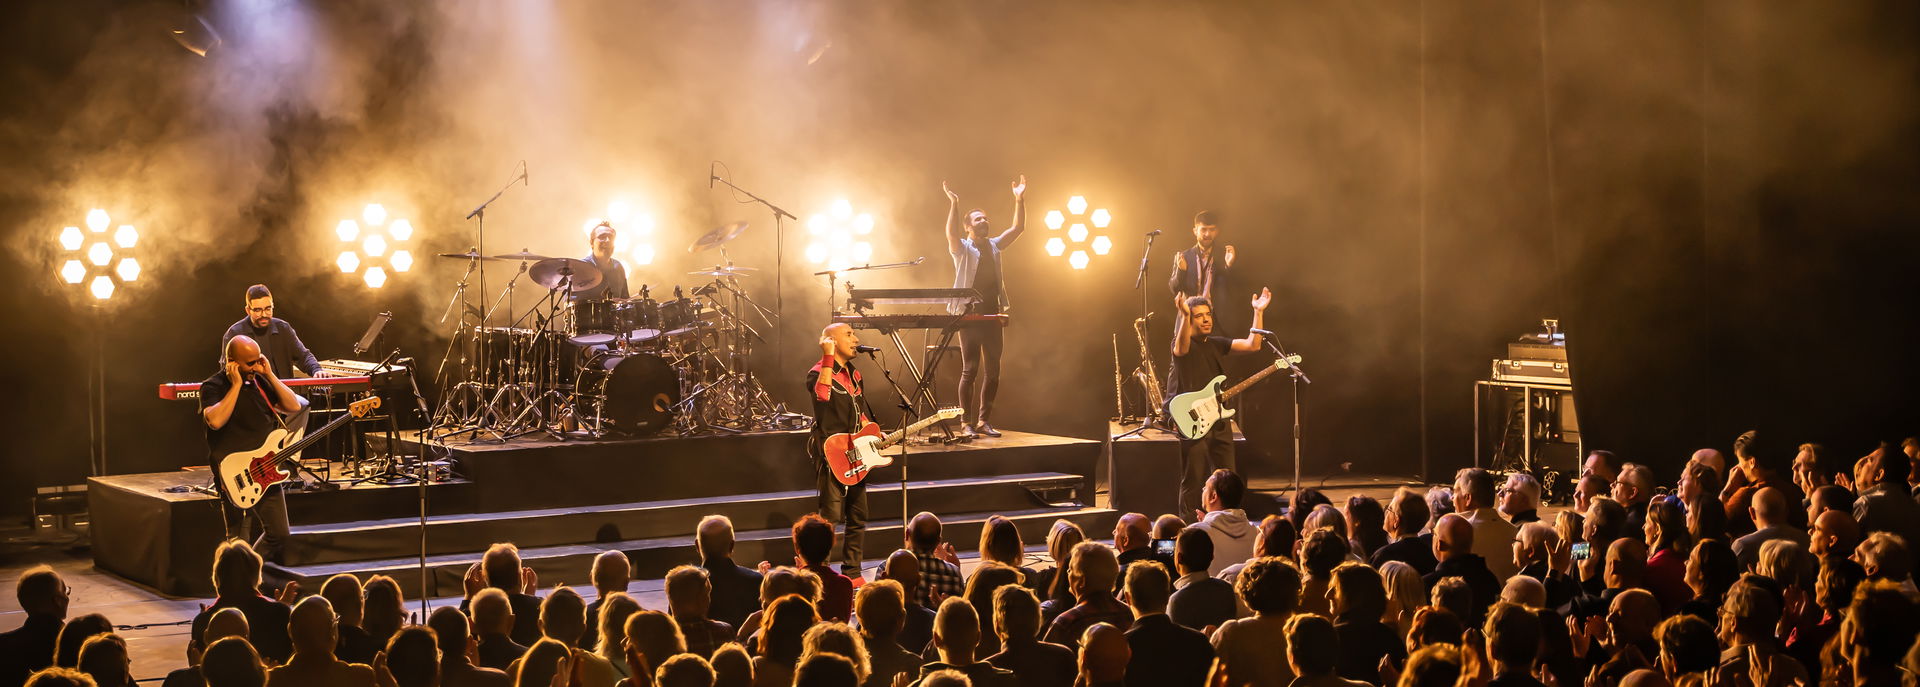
[1169,287,1272,515]
[807,323,878,576]
[941,174,1027,437]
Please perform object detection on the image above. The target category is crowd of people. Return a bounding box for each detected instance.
[6,433,1920,687]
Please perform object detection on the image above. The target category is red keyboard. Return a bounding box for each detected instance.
[830,314,1009,330]
[157,376,371,402]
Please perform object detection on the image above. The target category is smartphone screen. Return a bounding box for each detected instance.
[1572,542,1591,561]
[1152,538,1176,557]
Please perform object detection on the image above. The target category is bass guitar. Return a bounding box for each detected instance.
[822,407,965,486]
[217,396,381,509]
[1166,353,1303,440]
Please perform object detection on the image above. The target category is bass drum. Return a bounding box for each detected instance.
[576,353,679,436]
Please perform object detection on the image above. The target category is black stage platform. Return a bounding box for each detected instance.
[89,428,1116,597]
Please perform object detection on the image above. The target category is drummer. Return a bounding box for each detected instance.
[573,221,630,302]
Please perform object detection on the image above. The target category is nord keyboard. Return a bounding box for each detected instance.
[158,375,371,402]
[847,288,981,308]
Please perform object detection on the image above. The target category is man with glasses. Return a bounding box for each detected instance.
[221,284,325,378]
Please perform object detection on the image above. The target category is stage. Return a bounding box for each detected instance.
[87,427,1116,598]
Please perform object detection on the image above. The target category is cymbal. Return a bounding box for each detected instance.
[687,221,749,253]
[529,258,604,292]
[437,250,501,261]
[688,265,758,278]
[492,250,552,261]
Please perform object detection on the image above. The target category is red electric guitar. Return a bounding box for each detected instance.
[822,407,964,486]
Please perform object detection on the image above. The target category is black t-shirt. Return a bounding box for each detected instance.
[570,255,630,302]
[198,370,288,459]
[1170,335,1232,395]
[971,237,1002,315]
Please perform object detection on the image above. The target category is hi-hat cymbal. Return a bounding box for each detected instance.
[529,257,603,292]
[687,265,758,278]
[688,221,749,253]
[492,250,552,261]
[437,250,501,261]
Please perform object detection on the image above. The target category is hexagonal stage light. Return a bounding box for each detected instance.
[334,203,414,288]
[1042,194,1115,270]
[55,209,140,301]
[805,198,876,273]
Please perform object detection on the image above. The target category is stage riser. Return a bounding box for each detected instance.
[272,507,1118,599]
[282,474,1084,565]
[389,433,1099,513]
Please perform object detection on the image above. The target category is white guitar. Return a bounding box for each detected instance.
[217,396,380,509]
[1165,354,1302,440]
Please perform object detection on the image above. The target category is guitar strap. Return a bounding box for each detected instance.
[251,380,295,430]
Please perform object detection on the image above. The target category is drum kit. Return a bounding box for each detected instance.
[429,221,804,442]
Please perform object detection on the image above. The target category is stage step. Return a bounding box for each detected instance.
[281,472,1089,566]
[267,505,1118,599]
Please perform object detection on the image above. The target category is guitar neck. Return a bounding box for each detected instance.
[270,409,360,461]
[1221,360,1288,402]
[880,414,953,449]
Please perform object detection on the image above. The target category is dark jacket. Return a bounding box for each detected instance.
[0,615,63,686]
[1333,618,1405,683]
[1370,534,1438,577]
[1423,554,1502,624]
[1125,614,1214,687]
[193,595,293,665]
[459,591,542,647]
[701,556,764,629]
[985,640,1077,687]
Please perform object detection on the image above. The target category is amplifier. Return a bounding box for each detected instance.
[1491,358,1570,385]
[1507,341,1567,362]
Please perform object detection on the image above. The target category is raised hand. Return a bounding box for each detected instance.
[943,181,959,204]
[1251,287,1271,311]
[1549,537,1573,575]
[520,566,538,594]
[463,562,486,598]
[1176,251,1188,272]
[820,336,836,357]
[1224,245,1236,268]
[372,651,397,687]
[275,580,301,605]
[1174,292,1191,316]
[225,361,242,386]
[1011,175,1027,200]
[935,541,959,566]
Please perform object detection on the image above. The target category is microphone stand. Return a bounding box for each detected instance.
[1114,232,1160,440]
[712,171,795,378]
[1256,332,1312,501]
[863,348,920,549]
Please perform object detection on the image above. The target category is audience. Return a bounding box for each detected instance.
[697,516,764,630]
[982,585,1075,687]
[1425,513,1500,623]
[1572,474,1606,516]
[460,543,543,647]
[910,597,1014,687]
[1166,526,1239,631]
[267,596,375,687]
[1455,468,1520,580]
[427,606,511,687]
[1211,557,1301,687]
[1498,472,1542,526]
[583,550,633,652]
[2,566,70,684]
[470,589,527,672]
[43,428,1920,687]
[1117,562,1211,687]
[1190,469,1256,576]
[1041,542,1132,647]
[192,541,292,665]
[1371,488,1437,576]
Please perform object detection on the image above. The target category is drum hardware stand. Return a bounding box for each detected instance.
[431,254,496,440]
[474,261,540,440]
[351,350,420,486]
[500,275,573,441]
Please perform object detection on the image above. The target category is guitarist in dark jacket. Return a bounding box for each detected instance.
[809,323,878,578]
[1169,288,1270,517]
[203,335,308,563]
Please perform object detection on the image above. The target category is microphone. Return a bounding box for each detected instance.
[520,160,529,186]
[1249,328,1275,337]
[1145,229,1162,237]
[854,345,881,354]
[709,161,717,189]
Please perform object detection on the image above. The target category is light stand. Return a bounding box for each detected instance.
[1257,332,1311,499]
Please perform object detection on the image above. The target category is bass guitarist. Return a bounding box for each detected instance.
[202,334,308,564]
[1170,288,1271,516]
[808,323,878,578]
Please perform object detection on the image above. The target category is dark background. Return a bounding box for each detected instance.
[1,0,1915,517]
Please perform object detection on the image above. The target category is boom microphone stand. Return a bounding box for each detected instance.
[1254,330,1311,500]
[862,348,919,545]
[710,166,794,379]
[1114,230,1163,440]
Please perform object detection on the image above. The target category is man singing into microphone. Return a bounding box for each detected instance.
[808,323,879,577]
[942,175,1026,438]
[1169,287,1271,516]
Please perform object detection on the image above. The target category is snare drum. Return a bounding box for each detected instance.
[569,300,620,345]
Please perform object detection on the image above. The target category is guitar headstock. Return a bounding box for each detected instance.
[935,407,965,421]
[348,396,382,418]
[1272,354,1304,369]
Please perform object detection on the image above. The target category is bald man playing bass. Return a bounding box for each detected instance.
[202,335,308,563]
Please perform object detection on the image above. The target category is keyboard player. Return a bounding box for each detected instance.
[942,175,1026,437]
[220,284,327,378]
